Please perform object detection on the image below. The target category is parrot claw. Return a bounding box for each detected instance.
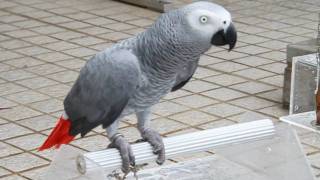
[108,133,135,173]
[141,129,165,165]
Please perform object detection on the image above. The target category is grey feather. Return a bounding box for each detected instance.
[171,59,199,91]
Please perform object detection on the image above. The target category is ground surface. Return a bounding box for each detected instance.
[0,0,319,179]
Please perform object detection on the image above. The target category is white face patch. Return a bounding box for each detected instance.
[186,9,231,39]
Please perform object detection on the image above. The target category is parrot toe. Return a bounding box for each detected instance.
[141,129,165,165]
[108,134,135,173]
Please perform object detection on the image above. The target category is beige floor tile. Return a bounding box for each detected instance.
[103,22,137,31]
[258,51,286,61]
[4,57,44,68]
[50,31,85,41]
[0,83,27,96]
[229,96,276,110]
[203,87,247,101]
[230,81,276,94]
[199,119,236,129]
[100,31,132,41]
[0,123,33,140]
[60,21,92,29]
[14,46,51,56]
[54,59,86,69]
[38,84,71,97]
[258,105,288,118]
[20,166,49,180]
[78,26,114,35]
[233,68,275,80]
[0,63,15,73]
[62,47,97,57]
[235,45,271,55]
[260,75,284,87]
[26,64,66,75]
[150,118,188,134]
[0,167,11,177]
[0,106,42,121]
[209,61,249,73]
[257,89,283,103]
[0,142,23,158]
[210,51,249,60]
[0,51,23,62]
[83,17,117,26]
[1,175,28,180]
[0,153,48,172]
[5,90,50,104]
[6,133,47,150]
[42,16,73,24]
[169,110,218,126]
[258,62,286,74]
[0,69,36,81]
[233,56,274,67]
[193,67,221,79]
[126,18,154,27]
[30,99,63,113]
[199,55,225,65]
[35,52,73,63]
[0,39,31,50]
[46,70,78,83]
[183,80,220,93]
[152,101,189,116]
[163,89,192,100]
[204,74,247,86]
[239,35,270,44]
[4,29,38,38]
[172,94,218,108]
[15,76,59,89]
[0,97,17,108]
[13,19,45,29]
[227,111,274,123]
[71,135,110,151]
[201,103,246,118]
[43,41,80,51]
[17,115,57,131]
[0,24,19,33]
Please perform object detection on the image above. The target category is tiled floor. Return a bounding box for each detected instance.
[0,0,319,179]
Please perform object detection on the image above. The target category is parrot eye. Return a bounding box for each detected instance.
[199,16,208,23]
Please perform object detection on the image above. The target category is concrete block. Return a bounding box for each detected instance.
[290,53,318,114]
[283,39,318,108]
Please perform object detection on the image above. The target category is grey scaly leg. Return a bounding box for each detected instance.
[136,108,165,165]
[106,119,135,173]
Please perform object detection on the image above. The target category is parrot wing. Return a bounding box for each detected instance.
[64,49,141,137]
[171,59,199,92]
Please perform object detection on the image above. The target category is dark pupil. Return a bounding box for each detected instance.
[223,21,226,24]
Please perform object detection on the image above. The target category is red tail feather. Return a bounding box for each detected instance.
[38,116,75,151]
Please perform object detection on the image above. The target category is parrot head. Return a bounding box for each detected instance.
[183,1,237,51]
[153,1,237,53]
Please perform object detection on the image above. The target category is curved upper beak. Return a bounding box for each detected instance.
[211,23,237,51]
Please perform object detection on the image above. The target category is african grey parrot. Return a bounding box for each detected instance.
[39,1,237,173]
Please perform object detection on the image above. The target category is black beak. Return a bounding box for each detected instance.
[211,23,237,51]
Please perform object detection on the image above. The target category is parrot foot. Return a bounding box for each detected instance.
[108,133,135,174]
[141,128,165,165]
